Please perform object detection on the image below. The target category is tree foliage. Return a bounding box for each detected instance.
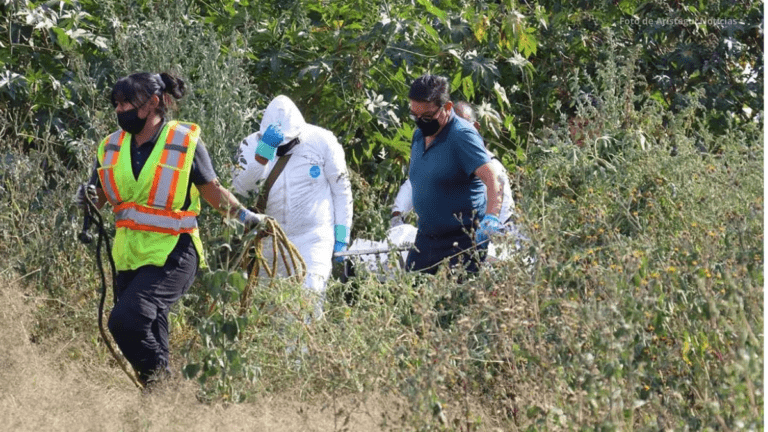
[0,0,762,429]
[2,0,761,207]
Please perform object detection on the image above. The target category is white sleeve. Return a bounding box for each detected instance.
[232,132,268,197]
[323,135,353,242]
[392,179,413,215]
[493,159,514,222]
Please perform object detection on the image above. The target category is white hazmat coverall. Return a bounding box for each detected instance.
[233,96,353,310]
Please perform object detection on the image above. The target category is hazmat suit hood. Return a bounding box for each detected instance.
[259,95,306,143]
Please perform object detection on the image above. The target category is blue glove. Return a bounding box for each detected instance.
[475,214,501,244]
[255,123,284,161]
[333,225,348,262]
[333,240,347,262]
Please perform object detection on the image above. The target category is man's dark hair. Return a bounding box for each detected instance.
[408,74,450,106]
[454,101,476,123]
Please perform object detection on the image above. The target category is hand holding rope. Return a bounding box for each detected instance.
[230,217,307,315]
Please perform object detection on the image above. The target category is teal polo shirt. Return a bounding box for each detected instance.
[408,113,490,237]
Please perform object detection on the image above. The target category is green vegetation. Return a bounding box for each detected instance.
[0,0,762,430]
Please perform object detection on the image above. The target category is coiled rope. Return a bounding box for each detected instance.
[229,218,306,315]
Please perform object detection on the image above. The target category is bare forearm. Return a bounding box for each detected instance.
[475,162,503,218]
[94,187,108,210]
[485,177,503,217]
[198,179,245,217]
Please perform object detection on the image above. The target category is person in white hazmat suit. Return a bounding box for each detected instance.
[233,95,353,319]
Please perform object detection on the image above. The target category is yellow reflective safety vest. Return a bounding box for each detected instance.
[97,121,206,271]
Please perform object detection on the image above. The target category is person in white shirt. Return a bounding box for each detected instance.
[233,95,353,319]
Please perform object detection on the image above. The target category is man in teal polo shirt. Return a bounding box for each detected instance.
[405,74,505,274]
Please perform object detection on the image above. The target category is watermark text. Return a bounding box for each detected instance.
[620,17,739,26]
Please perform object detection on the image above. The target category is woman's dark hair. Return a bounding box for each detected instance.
[110,72,185,116]
[408,74,450,106]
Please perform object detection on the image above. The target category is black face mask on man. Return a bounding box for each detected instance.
[415,117,441,137]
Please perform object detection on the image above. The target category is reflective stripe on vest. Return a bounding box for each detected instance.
[99,131,126,205]
[113,202,198,235]
[147,122,199,210]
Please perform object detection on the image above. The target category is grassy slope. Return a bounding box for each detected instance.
[0,279,402,432]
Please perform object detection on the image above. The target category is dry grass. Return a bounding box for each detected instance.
[0,279,401,432]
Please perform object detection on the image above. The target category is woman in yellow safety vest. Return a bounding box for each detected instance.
[74,72,265,388]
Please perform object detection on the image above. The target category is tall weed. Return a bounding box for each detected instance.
[181,47,763,431]
[0,3,761,431]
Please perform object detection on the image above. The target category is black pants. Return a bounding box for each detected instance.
[405,227,487,275]
[108,234,198,383]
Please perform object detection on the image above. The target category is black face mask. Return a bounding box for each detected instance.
[117,108,147,135]
[415,118,441,137]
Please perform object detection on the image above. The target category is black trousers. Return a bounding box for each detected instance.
[107,234,198,382]
[405,227,487,275]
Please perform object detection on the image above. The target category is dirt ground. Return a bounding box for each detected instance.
[0,283,394,432]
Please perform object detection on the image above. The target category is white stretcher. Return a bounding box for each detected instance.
[337,224,528,280]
